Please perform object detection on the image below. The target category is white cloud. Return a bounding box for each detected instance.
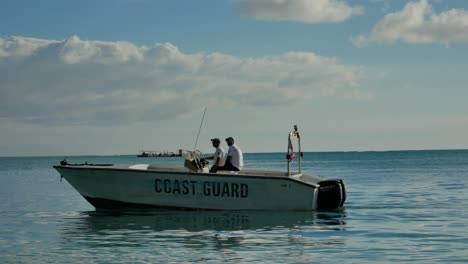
[59,36,144,64]
[353,0,468,46]
[234,0,363,23]
[0,35,365,125]
[0,36,59,57]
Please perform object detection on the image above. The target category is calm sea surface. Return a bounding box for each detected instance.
[1,151,467,263]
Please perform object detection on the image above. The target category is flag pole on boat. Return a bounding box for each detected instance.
[193,107,207,151]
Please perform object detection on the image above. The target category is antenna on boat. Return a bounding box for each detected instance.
[287,125,302,176]
[193,107,207,151]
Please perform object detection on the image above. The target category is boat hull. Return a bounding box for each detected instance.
[54,165,345,211]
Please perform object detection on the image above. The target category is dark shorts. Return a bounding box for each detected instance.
[216,161,240,172]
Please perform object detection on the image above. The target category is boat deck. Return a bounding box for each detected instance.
[56,163,322,186]
[140,164,292,177]
[137,164,322,185]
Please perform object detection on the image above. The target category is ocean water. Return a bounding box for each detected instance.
[1,150,467,263]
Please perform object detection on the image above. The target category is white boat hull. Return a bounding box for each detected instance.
[54,164,345,211]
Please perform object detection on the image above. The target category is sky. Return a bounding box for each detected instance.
[1,0,468,156]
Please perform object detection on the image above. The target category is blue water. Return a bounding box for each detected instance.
[1,151,467,263]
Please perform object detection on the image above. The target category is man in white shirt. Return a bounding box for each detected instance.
[206,138,225,173]
[218,137,243,172]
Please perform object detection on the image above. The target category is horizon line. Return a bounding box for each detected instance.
[1,148,468,158]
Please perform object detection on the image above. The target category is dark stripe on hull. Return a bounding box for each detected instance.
[82,195,222,211]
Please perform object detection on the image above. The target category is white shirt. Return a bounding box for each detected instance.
[227,144,243,170]
[213,147,225,167]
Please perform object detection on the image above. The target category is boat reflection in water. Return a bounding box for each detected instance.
[59,210,347,253]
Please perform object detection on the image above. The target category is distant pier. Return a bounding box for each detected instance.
[137,149,183,157]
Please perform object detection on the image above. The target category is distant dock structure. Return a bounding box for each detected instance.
[137,149,183,157]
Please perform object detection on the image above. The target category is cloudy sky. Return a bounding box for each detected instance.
[1,0,468,156]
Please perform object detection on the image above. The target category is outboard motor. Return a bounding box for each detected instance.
[317,179,346,210]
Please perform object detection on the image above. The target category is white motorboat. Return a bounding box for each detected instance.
[54,126,346,211]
